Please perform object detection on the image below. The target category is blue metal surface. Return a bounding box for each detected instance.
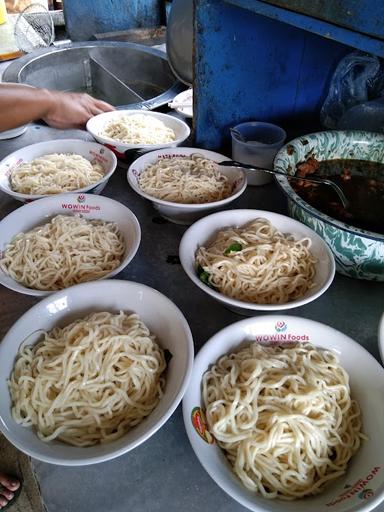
[225,0,384,57]
[194,0,350,150]
[63,0,162,41]
[259,0,384,41]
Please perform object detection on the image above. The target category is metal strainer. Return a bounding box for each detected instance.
[14,2,54,53]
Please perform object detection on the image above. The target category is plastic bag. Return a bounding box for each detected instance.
[320,51,384,132]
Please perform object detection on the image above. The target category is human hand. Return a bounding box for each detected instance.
[42,90,115,129]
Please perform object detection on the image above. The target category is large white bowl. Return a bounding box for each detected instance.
[127,147,247,225]
[86,110,191,160]
[0,193,141,296]
[179,209,335,313]
[0,139,117,202]
[0,279,194,466]
[183,315,384,512]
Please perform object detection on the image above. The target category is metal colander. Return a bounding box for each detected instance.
[14,2,54,53]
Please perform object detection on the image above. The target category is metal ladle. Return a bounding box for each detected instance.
[220,159,350,209]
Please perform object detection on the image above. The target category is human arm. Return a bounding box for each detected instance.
[0,83,115,131]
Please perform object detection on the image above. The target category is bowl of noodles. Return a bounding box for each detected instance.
[183,315,384,512]
[0,139,117,203]
[127,147,247,225]
[273,130,384,281]
[0,279,194,465]
[179,209,335,314]
[0,193,141,296]
[86,110,191,160]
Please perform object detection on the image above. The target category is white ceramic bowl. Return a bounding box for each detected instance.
[183,315,384,512]
[0,124,28,140]
[127,147,247,225]
[0,139,117,203]
[179,209,335,313]
[86,110,191,160]
[0,193,141,296]
[0,279,194,466]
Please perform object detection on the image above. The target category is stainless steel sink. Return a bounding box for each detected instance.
[2,41,183,110]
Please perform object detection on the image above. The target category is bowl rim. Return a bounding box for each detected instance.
[274,130,384,242]
[0,279,195,465]
[379,312,384,366]
[182,314,384,512]
[0,194,141,297]
[179,209,336,311]
[0,138,118,200]
[127,147,247,210]
[86,109,191,149]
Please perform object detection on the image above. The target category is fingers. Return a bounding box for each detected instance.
[0,473,19,491]
[92,99,115,113]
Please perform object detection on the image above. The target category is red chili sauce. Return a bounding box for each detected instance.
[291,157,384,234]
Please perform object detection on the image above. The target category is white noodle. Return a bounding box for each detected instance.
[195,218,317,304]
[10,153,105,195]
[138,154,233,204]
[9,311,166,447]
[103,114,176,144]
[202,342,365,500]
[0,214,125,291]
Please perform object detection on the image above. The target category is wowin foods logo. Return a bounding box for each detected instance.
[275,321,287,332]
[254,321,310,344]
[61,198,101,213]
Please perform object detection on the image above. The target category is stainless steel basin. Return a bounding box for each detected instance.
[2,41,183,110]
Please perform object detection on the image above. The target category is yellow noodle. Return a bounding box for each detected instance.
[9,311,166,447]
[0,214,125,291]
[103,114,175,144]
[10,153,105,195]
[138,154,233,204]
[202,342,365,500]
[195,218,317,304]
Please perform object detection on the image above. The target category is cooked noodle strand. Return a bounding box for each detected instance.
[196,218,317,304]
[138,154,233,204]
[0,214,125,291]
[10,153,105,195]
[9,311,166,447]
[202,342,365,499]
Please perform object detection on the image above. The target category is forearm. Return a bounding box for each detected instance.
[0,83,55,131]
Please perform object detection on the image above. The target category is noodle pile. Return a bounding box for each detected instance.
[138,154,233,204]
[103,114,176,144]
[202,342,365,499]
[196,218,317,304]
[9,311,166,446]
[0,214,125,291]
[10,153,105,195]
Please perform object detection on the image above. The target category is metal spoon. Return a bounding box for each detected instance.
[230,128,247,143]
[220,159,350,209]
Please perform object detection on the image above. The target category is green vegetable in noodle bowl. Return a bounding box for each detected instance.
[195,218,317,305]
[274,130,384,281]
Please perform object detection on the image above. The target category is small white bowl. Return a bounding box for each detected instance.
[0,124,28,140]
[127,147,247,225]
[86,110,191,160]
[179,209,335,313]
[183,315,384,512]
[0,279,194,465]
[0,139,117,203]
[0,193,141,296]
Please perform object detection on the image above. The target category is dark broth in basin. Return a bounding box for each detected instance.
[292,158,384,234]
